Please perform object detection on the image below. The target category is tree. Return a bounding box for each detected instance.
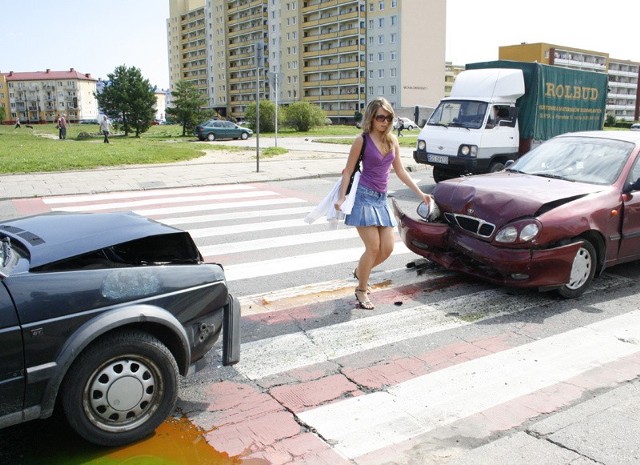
[244,100,278,133]
[284,102,326,132]
[166,80,210,136]
[0,106,5,124]
[95,65,157,137]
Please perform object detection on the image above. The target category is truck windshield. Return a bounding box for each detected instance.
[428,100,488,130]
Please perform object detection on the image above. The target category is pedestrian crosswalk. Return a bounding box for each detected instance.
[20,182,640,464]
[34,183,414,291]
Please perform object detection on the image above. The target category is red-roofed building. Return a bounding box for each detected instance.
[1,68,98,124]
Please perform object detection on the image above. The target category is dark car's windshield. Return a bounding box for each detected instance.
[428,100,488,130]
[508,136,634,185]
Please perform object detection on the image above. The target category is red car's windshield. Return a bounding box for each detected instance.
[509,136,634,185]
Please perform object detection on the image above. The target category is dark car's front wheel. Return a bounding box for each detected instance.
[557,239,596,299]
[61,331,179,446]
[207,133,216,141]
[241,132,249,140]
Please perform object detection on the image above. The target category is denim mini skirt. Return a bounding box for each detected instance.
[345,184,398,227]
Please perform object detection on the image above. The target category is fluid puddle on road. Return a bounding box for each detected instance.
[8,416,267,465]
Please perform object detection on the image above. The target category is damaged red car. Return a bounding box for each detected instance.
[393,130,640,298]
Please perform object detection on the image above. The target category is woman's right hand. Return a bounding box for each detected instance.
[334,197,345,211]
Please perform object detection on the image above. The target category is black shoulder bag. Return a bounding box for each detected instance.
[346,133,366,195]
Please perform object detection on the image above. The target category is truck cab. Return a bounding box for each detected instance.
[414,68,524,182]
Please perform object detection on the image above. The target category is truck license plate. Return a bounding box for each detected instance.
[427,155,448,164]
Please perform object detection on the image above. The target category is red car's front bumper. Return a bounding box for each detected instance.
[392,199,581,289]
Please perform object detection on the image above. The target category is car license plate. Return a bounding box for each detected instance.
[427,155,448,164]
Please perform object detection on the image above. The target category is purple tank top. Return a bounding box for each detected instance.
[359,133,396,192]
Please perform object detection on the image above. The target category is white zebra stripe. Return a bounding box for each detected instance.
[298,304,640,459]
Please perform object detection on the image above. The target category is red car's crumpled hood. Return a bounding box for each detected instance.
[433,172,603,225]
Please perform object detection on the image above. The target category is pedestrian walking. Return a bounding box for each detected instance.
[100,115,112,143]
[57,114,68,140]
[334,97,430,310]
[14,118,21,129]
[396,120,403,137]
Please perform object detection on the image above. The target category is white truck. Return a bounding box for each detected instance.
[413,60,608,182]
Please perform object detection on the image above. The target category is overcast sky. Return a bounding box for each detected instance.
[2,0,638,89]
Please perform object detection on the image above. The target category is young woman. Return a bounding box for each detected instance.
[334,97,430,309]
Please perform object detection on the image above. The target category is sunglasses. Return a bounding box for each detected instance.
[375,114,394,123]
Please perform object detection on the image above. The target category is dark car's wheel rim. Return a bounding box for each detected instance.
[566,246,592,290]
[241,132,249,140]
[207,133,215,141]
[85,356,161,431]
[61,331,179,446]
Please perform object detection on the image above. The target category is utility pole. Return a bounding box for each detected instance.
[255,40,264,173]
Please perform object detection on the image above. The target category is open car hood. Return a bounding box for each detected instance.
[0,212,187,269]
[433,172,604,225]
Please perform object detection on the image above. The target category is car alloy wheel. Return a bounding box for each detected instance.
[241,132,249,140]
[207,133,216,141]
[61,331,179,446]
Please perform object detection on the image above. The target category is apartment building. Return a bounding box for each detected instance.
[168,0,446,122]
[1,68,98,124]
[499,42,640,121]
[168,0,208,98]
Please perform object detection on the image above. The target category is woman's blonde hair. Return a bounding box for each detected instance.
[362,97,395,154]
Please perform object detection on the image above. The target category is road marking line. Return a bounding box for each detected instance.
[200,228,358,255]
[50,190,278,212]
[137,197,307,216]
[235,274,631,378]
[297,307,640,459]
[223,243,411,282]
[158,206,312,226]
[42,185,255,204]
[189,218,312,238]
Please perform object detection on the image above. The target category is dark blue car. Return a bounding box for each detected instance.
[0,212,240,446]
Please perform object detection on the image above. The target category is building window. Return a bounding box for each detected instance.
[378,35,384,45]
[390,85,396,94]
[378,52,384,61]
[369,53,374,62]
[378,69,384,78]
[379,1,384,10]
[390,33,397,43]
[378,17,384,27]
[391,15,397,26]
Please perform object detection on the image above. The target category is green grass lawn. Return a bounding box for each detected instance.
[0,123,416,174]
[0,123,206,174]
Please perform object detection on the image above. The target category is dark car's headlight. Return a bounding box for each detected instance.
[495,220,541,244]
[417,139,426,151]
[458,145,478,157]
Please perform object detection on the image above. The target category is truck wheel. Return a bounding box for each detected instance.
[489,162,505,172]
[432,166,458,183]
[557,239,596,299]
[60,330,179,446]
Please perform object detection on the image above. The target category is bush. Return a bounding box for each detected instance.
[244,100,279,133]
[284,102,326,132]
